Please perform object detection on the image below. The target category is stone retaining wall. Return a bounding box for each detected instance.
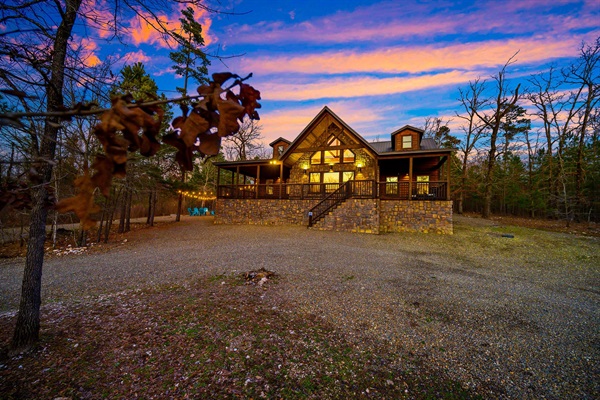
[215,198,453,234]
[379,200,453,234]
[215,199,315,226]
[314,199,379,234]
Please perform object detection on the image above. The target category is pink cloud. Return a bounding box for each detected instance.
[259,71,477,102]
[241,36,589,76]
[70,36,101,67]
[123,50,151,64]
[258,101,386,145]
[128,3,214,48]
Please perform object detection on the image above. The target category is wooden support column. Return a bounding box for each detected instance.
[279,162,283,199]
[216,167,221,197]
[236,166,240,186]
[446,156,451,200]
[256,165,260,198]
[408,157,413,200]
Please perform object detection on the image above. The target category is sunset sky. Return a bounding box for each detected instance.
[90,0,599,145]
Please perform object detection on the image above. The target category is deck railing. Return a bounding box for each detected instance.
[378,181,448,200]
[217,180,448,201]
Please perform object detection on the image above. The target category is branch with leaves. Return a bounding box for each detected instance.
[49,72,260,229]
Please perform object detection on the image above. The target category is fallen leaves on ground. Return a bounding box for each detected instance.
[0,278,480,399]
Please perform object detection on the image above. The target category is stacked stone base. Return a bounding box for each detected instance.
[215,199,453,234]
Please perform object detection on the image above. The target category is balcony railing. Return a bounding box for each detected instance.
[217,180,448,200]
[378,181,448,200]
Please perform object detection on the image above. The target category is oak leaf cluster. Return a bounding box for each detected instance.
[56,73,261,229]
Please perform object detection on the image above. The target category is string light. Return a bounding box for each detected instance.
[177,190,216,201]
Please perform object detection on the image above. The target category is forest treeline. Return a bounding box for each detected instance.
[1,37,599,237]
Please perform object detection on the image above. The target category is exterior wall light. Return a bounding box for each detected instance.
[329,163,334,172]
[356,162,363,173]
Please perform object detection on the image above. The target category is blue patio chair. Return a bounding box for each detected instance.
[192,207,200,216]
[198,207,206,216]
[210,210,215,216]
[187,207,194,216]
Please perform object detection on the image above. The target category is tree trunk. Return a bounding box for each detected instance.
[125,188,132,232]
[11,0,82,352]
[176,171,185,222]
[118,186,126,233]
[11,188,47,353]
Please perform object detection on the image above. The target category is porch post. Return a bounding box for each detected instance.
[216,167,221,197]
[408,157,413,200]
[446,156,451,200]
[256,165,260,198]
[279,162,283,199]
[236,166,240,186]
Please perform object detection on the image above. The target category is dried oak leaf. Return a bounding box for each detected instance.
[162,132,195,171]
[197,131,221,156]
[212,72,235,85]
[55,172,100,230]
[209,88,245,137]
[172,111,210,147]
[112,97,162,155]
[238,83,261,120]
[91,155,114,196]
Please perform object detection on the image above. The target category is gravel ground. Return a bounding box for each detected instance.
[1,215,598,399]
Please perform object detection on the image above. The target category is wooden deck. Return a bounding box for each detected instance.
[217,180,449,201]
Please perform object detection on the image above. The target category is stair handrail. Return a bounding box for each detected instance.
[308,181,352,227]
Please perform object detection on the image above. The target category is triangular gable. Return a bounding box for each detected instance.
[391,125,424,142]
[280,106,377,167]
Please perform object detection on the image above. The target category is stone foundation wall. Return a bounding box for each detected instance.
[379,200,453,234]
[215,199,453,234]
[215,199,315,226]
[314,199,379,234]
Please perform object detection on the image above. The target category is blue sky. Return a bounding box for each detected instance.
[87,0,599,145]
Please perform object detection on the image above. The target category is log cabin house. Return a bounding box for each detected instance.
[213,106,453,234]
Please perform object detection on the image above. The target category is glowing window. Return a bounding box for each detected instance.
[402,135,412,149]
[310,152,322,164]
[342,149,355,163]
[323,150,340,164]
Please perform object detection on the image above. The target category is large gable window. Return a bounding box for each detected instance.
[310,135,355,165]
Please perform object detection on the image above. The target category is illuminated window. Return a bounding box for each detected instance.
[327,136,341,146]
[416,175,429,195]
[386,176,398,195]
[310,152,322,164]
[323,149,340,164]
[342,172,354,182]
[402,135,412,149]
[342,149,355,163]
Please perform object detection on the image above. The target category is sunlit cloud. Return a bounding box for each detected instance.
[123,50,151,64]
[260,71,478,101]
[260,100,400,144]
[241,37,584,76]
[128,3,214,48]
[72,36,101,67]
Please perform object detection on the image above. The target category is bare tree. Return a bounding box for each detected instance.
[565,39,600,209]
[473,56,521,218]
[222,118,264,161]
[0,0,219,352]
[455,78,487,214]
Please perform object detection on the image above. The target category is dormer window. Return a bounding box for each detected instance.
[277,145,284,156]
[402,135,412,149]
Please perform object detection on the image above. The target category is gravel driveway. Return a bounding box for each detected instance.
[1,216,598,399]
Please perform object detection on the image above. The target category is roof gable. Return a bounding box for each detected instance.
[280,106,376,166]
